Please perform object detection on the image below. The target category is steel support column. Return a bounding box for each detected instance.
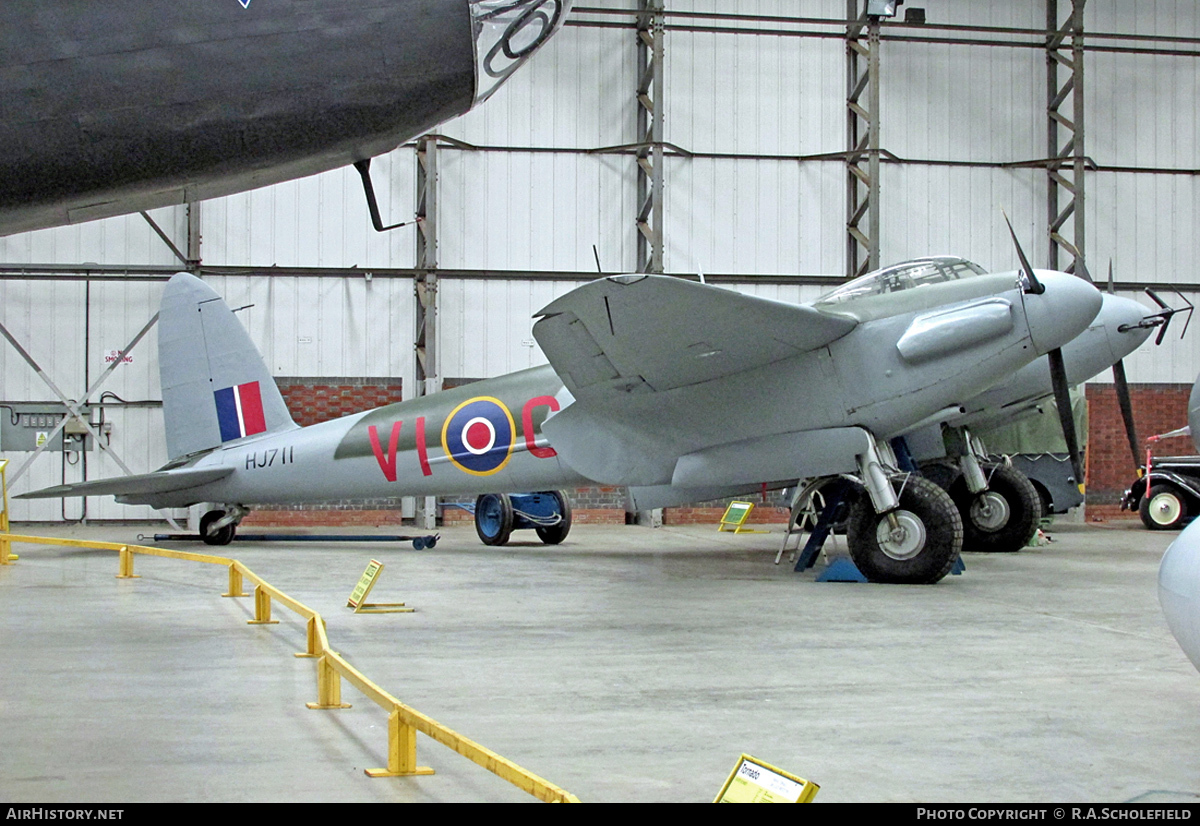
[636,0,665,274]
[846,1,881,279]
[1047,0,1087,275]
[414,137,439,530]
[186,201,202,272]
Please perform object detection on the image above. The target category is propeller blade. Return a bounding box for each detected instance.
[1107,260,1114,295]
[1048,347,1085,491]
[1003,212,1044,295]
[1177,292,1194,339]
[1111,359,1141,469]
[1074,258,1095,284]
[1145,289,1173,345]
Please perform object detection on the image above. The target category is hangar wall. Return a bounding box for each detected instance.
[2,0,1200,522]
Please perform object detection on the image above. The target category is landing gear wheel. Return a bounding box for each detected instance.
[199,510,237,546]
[950,463,1040,553]
[846,475,962,584]
[1140,485,1189,530]
[475,493,515,546]
[919,460,962,494]
[534,491,572,545]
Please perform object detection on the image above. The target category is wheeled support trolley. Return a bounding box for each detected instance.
[474,491,572,546]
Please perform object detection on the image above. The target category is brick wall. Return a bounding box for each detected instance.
[276,376,404,428]
[1085,382,1192,521]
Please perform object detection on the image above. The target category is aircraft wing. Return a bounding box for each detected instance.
[532,275,857,402]
[16,466,233,504]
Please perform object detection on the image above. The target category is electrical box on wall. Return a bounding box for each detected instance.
[0,403,95,452]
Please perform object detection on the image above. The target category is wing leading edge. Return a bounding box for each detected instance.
[532,275,857,404]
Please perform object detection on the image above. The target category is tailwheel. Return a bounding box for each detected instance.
[950,463,1041,553]
[199,509,237,546]
[846,475,962,584]
[475,493,515,546]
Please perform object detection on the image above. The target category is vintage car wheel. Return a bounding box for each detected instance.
[1140,485,1189,531]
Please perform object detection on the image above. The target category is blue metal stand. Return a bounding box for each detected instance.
[816,557,868,582]
[794,479,852,572]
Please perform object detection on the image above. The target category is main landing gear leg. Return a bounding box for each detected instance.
[946,428,1040,553]
[846,436,963,584]
[200,505,249,546]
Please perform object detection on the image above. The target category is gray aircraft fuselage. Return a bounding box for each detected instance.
[0,0,566,235]
[119,268,1101,510]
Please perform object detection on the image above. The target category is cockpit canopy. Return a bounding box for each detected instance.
[815,257,989,307]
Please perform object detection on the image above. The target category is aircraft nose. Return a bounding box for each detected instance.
[1101,293,1155,362]
[1022,270,1103,355]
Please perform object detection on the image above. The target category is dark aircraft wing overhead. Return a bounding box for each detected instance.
[532,275,857,402]
[15,466,233,507]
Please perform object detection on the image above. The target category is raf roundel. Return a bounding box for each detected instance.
[441,397,516,476]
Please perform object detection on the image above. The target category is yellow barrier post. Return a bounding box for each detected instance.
[296,617,322,658]
[366,708,434,778]
[248,584,279,625]
[223,563,247,598]
[0,459,14,564]
[307,655,351,710]
[116,546,140,579]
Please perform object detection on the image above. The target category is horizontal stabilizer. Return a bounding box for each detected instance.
[16,466,233,506]
[533,275,856,403]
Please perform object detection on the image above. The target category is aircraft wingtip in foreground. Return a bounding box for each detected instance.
[19,242,1170,585]
[1158,375,1200,672]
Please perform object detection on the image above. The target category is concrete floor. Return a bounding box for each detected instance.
[2,519,1200,804]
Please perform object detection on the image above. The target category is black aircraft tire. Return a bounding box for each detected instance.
[951,463,1041,553]
[919,460,962,494]
[199,510,236,546]
[1140,485,1189,531]
[534,491,573,545]
[475,493,515,546]
[846,476,963,584]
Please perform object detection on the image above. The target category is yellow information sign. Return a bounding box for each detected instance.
[714,754,819,803]
[347,559,412,614]
[717,501,768,534]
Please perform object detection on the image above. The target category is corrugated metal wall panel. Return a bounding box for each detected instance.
[664,156,845,275]
[878,165,1046,270]
[437,149,636,272]
[438,279,579,379]
[661,12,845,276]
[200,154,417,269]
[436,18,639,272]
[0,206,190,268]
[0,280,87,400]
[200,275,414,381]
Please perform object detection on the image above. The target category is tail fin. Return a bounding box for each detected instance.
[159,273,296,460]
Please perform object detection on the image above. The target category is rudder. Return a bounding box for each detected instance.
[159,273,296,460]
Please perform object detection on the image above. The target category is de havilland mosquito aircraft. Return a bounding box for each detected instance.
[0,0,572,235]
[21,239,1112,584]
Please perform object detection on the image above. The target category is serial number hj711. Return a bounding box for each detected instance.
[245,445,295,470]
